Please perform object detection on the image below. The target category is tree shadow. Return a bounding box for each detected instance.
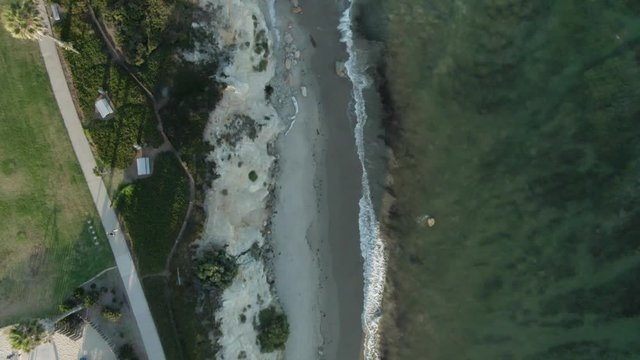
[58,0,76,41]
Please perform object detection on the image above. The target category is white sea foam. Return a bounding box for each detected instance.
[338,3,385,360]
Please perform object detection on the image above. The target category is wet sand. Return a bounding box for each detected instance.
[269,0,364,357]
[297,0,365,358]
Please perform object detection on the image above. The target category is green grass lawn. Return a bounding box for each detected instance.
[142,277,184,360]
[0,9,115,325]
[115,153,189,275]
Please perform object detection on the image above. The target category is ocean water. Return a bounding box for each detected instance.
[347,0,640,359]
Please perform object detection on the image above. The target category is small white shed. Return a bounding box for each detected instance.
[136,157,151,176]
[51,4,61,22]
[95,98,114,119]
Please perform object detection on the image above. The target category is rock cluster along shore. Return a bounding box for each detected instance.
[283,29,301,72]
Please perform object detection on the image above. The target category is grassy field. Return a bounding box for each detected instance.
[115,153,189,275]
[142,277,184,360]
[0,12,114,325]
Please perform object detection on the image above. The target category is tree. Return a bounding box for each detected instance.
[1,0,78,53]
[8,319,46,353]
[256,306,289,352]
[195,250,238,289]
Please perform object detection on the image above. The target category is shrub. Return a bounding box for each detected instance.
[8,320,46,353]
[255,306,289,352]
[195,250,237,289]
[118,343,139,360]
[58,303,70,313]
[73,287,85,301]
[59,296,79,313]
[248,170,258,182]
[101,307,122,322]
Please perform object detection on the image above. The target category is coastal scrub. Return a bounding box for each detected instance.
[255,306,289,352]
[195,249,238,289]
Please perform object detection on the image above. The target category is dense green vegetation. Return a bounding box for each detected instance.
[93,0,174,66]
[142,277,184,360]
[115,153,189,274]
[255,306,289,353]
[101,306,122,321]
[118,343,140,360]
[52,1,222,358]
[58,0,221,188]
[165,217,220,360]
[378,0,640,359]
[54,0,162,169]
[0,6,114,324]
[195,249,238,289]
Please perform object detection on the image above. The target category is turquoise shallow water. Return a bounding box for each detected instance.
[363,1,640,359]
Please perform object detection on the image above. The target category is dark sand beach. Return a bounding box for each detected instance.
[297,0,365,358]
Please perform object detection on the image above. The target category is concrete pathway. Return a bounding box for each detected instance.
[37,31,166,360]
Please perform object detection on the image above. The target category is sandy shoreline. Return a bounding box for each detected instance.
[269,0,364,359]
[190,0,363,357]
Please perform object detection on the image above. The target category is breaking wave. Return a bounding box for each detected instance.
[338,3,386,360]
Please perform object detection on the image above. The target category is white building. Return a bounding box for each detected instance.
[51,3,61,22]
[94,97,114,120]
[136,157,151,176]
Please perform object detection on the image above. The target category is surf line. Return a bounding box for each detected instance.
[338,1,387,360]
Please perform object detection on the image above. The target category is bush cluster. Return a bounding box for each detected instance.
[118,343,139,360]
[195,249,237,289]
[101,306,122,322]
[93,0,173,66]
[73,287,100,308]
[255,306,289,352]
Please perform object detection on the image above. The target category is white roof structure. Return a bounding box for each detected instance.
[136,157,151,176]
[51,4,61,22]
[95,98,114,119]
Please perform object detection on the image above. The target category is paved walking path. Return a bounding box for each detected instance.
[37,33,166,360]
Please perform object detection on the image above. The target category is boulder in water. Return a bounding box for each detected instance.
[335,61,347,78]
[416,214,436,228]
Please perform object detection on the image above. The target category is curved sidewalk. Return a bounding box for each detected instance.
[37,35,166,360]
